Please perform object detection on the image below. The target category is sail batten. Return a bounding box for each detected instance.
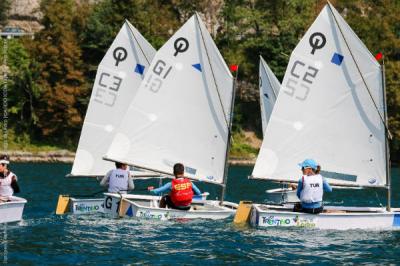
[105,15,234,184]
[252,4,386,188]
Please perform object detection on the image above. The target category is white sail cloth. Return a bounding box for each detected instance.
[71,21,156,176]
[259,56,281,135]
[105,14,233,184]
[252,4,386,187]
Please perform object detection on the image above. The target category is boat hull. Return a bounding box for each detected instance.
[0,196,27,224]
[69,198,104,215]
[250,204,400,230]
[103,193,237,220]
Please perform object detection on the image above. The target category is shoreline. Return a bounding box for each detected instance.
[7,150,399,167]
[7,150,257,166]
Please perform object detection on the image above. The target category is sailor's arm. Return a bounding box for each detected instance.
[322,178,332,192]
[296,179,303,198]
[10,174,20,193]
[127,177,135,190]
[191,183,201,195]
[100,170,112,187]
[150,182,172,195]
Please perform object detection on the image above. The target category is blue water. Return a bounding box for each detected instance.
[1,163,400,265]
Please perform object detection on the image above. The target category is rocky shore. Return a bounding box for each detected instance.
[7,150,256,165]
[7,150,75,163]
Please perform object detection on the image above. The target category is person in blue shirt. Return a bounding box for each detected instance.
[294,159,332,214]
[148,163,202,210]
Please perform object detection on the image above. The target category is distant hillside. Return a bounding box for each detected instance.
[5,0,42,32]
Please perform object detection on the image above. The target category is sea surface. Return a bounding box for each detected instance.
[1,163,399,265]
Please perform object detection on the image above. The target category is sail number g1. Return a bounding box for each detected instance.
[283,60,319,101]
[144,59,173,93]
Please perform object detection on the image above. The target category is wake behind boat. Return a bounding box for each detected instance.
[239,2,400,230]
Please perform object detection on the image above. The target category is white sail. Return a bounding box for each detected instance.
[105,13,234,184]
[71,21,156,176]
[259,56,281,135]
[252,3,386,187]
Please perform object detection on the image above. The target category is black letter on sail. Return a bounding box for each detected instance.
[173,37,189,57]
[113,47,128,66]
[309,32,326,55]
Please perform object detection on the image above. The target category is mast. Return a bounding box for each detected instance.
[220,68,238,204]
[381,59,391,211]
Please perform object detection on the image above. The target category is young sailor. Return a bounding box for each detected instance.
[0,155,20,202]
[148,163,201,210]
[294,159,332,214]
[100,162,134,194]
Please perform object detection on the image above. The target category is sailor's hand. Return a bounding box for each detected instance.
[147,186,154,191]
[289,184,297,190]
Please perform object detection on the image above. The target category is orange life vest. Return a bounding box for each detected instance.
[171,178,194,206]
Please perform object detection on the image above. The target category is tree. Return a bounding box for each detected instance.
[30,0,86,146]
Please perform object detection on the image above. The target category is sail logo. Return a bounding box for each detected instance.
[309,32,326,55]
[173,37,189,57]
[283,60,319,101]
[113,46,128,66]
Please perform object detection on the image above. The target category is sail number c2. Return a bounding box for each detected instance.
[283,60,319,101]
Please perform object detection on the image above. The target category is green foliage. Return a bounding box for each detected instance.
[0,38,39,135]
[230,130,258,158]
[2,0,400,162]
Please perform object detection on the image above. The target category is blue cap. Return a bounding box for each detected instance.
[298,159,318,170]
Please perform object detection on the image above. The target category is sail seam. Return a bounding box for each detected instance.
[125,20,151,65]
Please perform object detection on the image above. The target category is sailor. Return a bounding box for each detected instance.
[294,159,332,214]
[148,163,201,210]
[0,155,20,202]
[100,162,134,193]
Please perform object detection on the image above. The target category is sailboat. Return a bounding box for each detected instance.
[259,56,298,203]
[248,3,399,229]
[56,20,158,215]
[103,13,238,220]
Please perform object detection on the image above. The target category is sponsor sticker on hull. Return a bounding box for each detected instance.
[259,215,316,228]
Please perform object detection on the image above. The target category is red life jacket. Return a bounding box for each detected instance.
[170,178,194,207]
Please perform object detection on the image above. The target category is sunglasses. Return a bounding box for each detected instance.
[0,163,7,166]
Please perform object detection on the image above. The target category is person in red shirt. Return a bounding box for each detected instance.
[149,163,201,210]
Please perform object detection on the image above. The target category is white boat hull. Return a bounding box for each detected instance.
[250,204,400,230]
[0,196,27,224]
[265,188,299,203]
[69,198,104,215]
[103,193,237,220]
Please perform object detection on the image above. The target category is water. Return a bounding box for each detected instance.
[1,163,400,265]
